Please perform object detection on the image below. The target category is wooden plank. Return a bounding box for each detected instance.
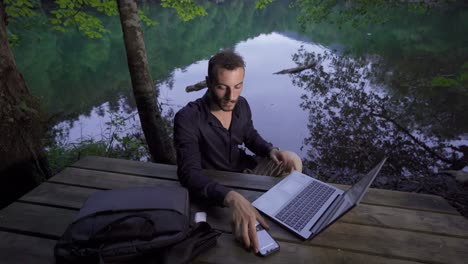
[49,169,468,238]
[14,183,468,263]
[0,204,423,264]
[340,203,468,238]
[0,202,75,238]
[19,182,98,209]
[198,233,421,264]
[71,156,458,214]
[200,204,468,264]
[311,223,468,264]
[0,232,55,263]
[72,155,179,180]
[0,231,420,264]
[71,156,283,192]
[50,167,178,190]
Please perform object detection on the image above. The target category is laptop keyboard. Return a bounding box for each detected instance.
[275,181,335,232]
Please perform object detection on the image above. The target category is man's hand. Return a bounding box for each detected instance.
[269,148,297,172]
[224,190,269,253]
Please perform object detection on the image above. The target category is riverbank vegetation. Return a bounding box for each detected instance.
[2,0,467,217]
[46,111,151,175]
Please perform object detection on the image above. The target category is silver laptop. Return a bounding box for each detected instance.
[252,158,386,239]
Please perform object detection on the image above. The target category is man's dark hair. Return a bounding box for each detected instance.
[207,49,245,83]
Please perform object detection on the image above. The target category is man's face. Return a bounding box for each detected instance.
[208,67,244,112]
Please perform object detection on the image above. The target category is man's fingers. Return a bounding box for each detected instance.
[256,212,269,229]
[242,222,250,249]
[280,154,295,172]
[287,159,296,171]
[249,220,259,253]
[233,221,242,242]
[271,154,281,165]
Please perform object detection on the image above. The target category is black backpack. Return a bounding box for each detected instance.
[54,185,220,264]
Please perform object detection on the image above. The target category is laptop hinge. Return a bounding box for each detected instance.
[309,194,346,235]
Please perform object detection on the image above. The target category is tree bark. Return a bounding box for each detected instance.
[117,0,175,164]
[0,1,49,208]
[186,80,207,92]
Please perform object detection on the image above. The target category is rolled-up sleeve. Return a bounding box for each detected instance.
[174,109,231,206]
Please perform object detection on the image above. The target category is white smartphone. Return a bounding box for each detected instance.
[256,221,280,256]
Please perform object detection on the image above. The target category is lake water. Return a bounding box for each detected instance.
[12,1,468,177]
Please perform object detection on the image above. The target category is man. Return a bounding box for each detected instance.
[174,49,302,253]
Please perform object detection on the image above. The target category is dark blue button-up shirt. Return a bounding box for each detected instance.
[174,92,273,206]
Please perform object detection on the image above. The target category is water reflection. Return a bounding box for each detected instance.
[50,33,311,156]
[10,0,468,169]
[289,47,467,186]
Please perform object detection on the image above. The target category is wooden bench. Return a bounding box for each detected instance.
[1,156,467,263]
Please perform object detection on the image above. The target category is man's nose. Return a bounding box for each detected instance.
[225,89,233,100]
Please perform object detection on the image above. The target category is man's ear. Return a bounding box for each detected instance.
[205,76,211,88]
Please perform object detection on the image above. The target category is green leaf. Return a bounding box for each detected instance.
[458,72,468,83]
[7,33,20,47]
[431,76,459,88]
[160,0,207,22]
[138,9,159,27]
[255,0,274,9]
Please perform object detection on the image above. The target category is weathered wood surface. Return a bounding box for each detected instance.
[1,156,467,264]
[72,156,459,214]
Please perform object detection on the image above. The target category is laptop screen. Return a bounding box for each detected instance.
[344,159,386,205]
[311,158,386,234]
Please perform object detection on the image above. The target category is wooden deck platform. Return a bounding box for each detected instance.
[1,156,468,263]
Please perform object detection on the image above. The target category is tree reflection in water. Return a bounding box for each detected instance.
[289,47,467,196]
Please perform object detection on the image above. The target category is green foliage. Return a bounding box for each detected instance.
[4,0,37,19]
[47,110,150,174]
[459,62,468,84]
[431,76,459,88]
[5,0,206,39]
[138,9,158,26]
[49,0,117,38]
[47,139,107,174]
[160,0,207,22]
[7,32,20,47]
[431,62,468,90]
[459,72,468,83]
[289,0,457,28]
[11,0,300,118]
[290,0,336,27]
[255,0,275,9]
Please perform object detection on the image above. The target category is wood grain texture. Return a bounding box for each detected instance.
[72,156,458,214]
[49,167,468,237]
[12,181,468,263]
[0,205,423,264]
[0,202,75,238]
[1,156,466,264]
[0,232,55,263]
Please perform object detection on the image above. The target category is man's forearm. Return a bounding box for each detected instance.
[178,167,231,206]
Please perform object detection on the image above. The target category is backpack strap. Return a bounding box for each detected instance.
[162,222,221,264]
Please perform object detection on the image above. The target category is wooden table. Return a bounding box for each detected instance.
[1,156,468,263]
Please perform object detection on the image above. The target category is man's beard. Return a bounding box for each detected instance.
[209,89,237,112]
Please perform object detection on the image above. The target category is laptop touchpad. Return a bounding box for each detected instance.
[254,178,304,214]
[278,178,303,195]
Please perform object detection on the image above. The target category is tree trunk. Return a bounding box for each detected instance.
[274,63,317,74]
[186,80,207,92]
[116,0,175,164]
[0,1,49,208]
